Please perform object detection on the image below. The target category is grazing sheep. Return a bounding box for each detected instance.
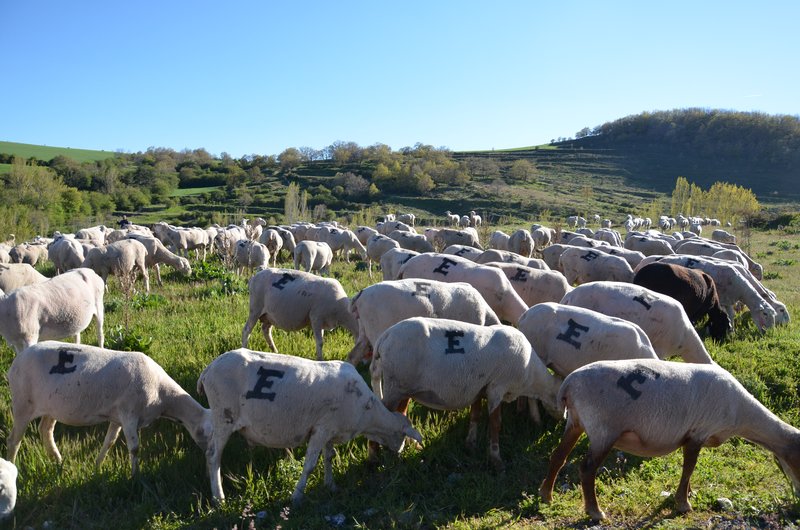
[48,236,85,273]
[379,248,420,281]
[560,281,714,364]
[444,210,461,226]
[0,246,10,264]
[82,238,150,293]
[198,348,422,505]
[434,228,482,251]
[0,458,16,519]
[589,245,645,269]
[153,222,211,260]
[241,268,358,361]
[508,229,535,257]
[398,253,529,324]
[7,341,211,475]
[387,230,434,253]
[0,263,48,293]
[623,235,675,256]
[347,278,501,365]
[518,303,657,377]
[468,211,482,227]
[355,225,379,246]
[10,244,49,266]
[126,233,191,285]
[258,229,284,267]
[559,247,634,285]
[531,225,553,251]
[366,234,401,277]
[633,262,732,340]
[268,226,297,259]
[377,220,415,236]
[539,359,800,521]
[442,244,484,261]
[293,240,333,275]
[488,230,511,251]
[485,263,572,307]
[320,228,368,262]
[234,239,270,275]
[371,317,562,469]
[475,249,549,269]
[397,213,416,226]
[0,268,105,353]
[711,228,736,244]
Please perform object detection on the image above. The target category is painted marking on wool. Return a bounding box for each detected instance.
[556,318,590,349]
[245,367,285,400]
[49,348,78,374]
[616,367,660,400]
[444,330,466,354]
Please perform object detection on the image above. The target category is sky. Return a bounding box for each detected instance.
[2,1,798,158]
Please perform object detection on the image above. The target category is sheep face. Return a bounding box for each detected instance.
[366,412,422,452]
[177,257,192,276]
[753,302,777,332]
[777,452,800,498]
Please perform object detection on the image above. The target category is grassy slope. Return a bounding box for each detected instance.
[1,228,799,529]
[0,141,118,163]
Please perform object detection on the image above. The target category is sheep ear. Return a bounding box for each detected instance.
[404,425,423,444]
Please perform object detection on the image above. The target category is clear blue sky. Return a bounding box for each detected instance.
[2,1,798,157]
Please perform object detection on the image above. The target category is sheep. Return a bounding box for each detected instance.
[241,268,358,361]
[379,248,420,281]
[0,246,9,264]
[0,263,48,293]
[126,233,192,285]
[633,262,732,340]
[293,240,333,275]
[518,302,657,377]
[397,213,416,226]
[592,228,623,247]
[7,341,211,476]
[484,263,572,307]
[82,238,150,293]
[198,348,422,505]
[531,225,553,251]
[559,247,634,285]
[364,233,401,277]
[711,228,736,244]
[0,458,16,520]
[488,230,510,251]
[623,235,675,256]
[75,225,108,245]
[475,249,550,269]
[0,268,105,354]
[234,239,270,275]
[588,245,645,269]
[560,281,714,364]
[434,228,482,251]
[541,244,572,272]
[268,225,297,259]
[347,278,501,366]
[634,255,779,331]
[387,230,434,253]
[152,222,210,260]
[674,239,762,279]
[258,228,284,266]
[377,220,415,236]
[370,317,562,469]
[398,253,529,324]
[442,244,483,261]
[355,225,379,246]
[539,358,800,521]
[469,210,482,227]
[10,243,49,266]
[320,228,368,262]
[444,210,461,226]
[508,229,534,257]
[48,236,85,273]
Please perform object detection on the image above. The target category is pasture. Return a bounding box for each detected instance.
[0,227,799,529]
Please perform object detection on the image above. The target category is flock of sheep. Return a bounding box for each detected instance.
[0,209,796,522]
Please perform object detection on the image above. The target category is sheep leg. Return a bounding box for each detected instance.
[260,320,277,352]
[241,312,259,348]
[675,440,703,513]
[38,416,63,464]
[95,296,105,349]
[206,423,234,504]
[580,440,614,521]
[120,422,141,475]
[466,399,482,451]
[96,423,122,468]
[539,419,584,503]
[154,263,163,286]
[488,405,504,471]
[323,441,337,491]
[292,432,327,505]
[312,325,325,361]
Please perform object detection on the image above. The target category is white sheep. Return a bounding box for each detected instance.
[489,230,511,251]
[711,228,736,244]
[475,249,550,269]
[387,230,434,253]
[198,348,422,505]
[320,228,368,262]
[444,210,461,226]
[559,247,634,285]
[589,245,645,269]
[397,212,416,226]
[0,458,16,520]
[355,225,379,245]
[7,341,210,475]
[126,233,192,285]
[370,317,562,469]
[242,267,358,361]
[508,229,535,257]
[379,248,420,281]
[623,234,675,256]
[518,302,657,376]
[469,211,482,227]
[48,236,85,273]
[233,239,270,275]
[398,253,529,324]
[9,243,49,266]
[257,228,284,267]
[531,225,553,251]
[560,281,714,364]
[442,244,483,261]
[434,228,482,251]
[539,359,800,521]
[377,220,415,235]
[293,240,333,275]
[0,263,48,293]
[153,222,211,260]
[0,268,105,353]
[484,263,572,307]
[82,238,150,293]
[347,278,501,365]
[366,234,400,277]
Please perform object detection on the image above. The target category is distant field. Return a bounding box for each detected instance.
[0,163,10,175]
[169,185,223,197]
[0,141,118,163]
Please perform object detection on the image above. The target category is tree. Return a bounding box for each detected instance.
[284,182,308,223]
[508,159,536,182]
[278,148,302,173]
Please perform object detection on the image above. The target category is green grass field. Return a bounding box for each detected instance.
[169,186,224,198]
[0,141,118,163]
[0,227,799,529]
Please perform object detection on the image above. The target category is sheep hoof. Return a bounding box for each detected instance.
[490,456,505,473]
[538,485,553,503]
[291,494,304,507]
[587,508,606,522]
[676,500,692,513]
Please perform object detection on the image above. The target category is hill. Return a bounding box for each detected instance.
[0,141,119,164]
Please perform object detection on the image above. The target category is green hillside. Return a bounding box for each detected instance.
[0,141,118,163]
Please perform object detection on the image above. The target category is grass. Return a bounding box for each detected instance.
[169,186,224,198]
[1,228,799,529]
[0,141,119,163]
